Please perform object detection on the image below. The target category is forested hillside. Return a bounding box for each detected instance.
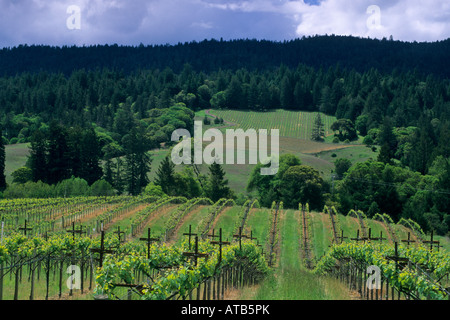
[1,35,450,77]
[0,35,449,236]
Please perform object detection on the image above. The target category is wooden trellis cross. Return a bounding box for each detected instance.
[19,219,33,236]
[386,242,409,270]
[210,228,230,263]
[401,232,416,247]
[114,226,126,244]
[183,225,197,250]
[367,228,386,243]
[336,230,348,243]
[423,230,441,252]
[233,227,254,250]
[246,230,257,241]
[350,229,367,242]
[90,231,115,268]
[182,236,208,266]
[208,228,219,240]
[66,222,86,240]
[139,228,159,259]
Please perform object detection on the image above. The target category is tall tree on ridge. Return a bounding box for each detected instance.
[80,127,103,185]
[46,121,70,185]
[206,162,232,202]
[0,126,6,191]
[311,113,325,141]
[154,155,176,196]
[123,124,152,196]
[29,129,48,183]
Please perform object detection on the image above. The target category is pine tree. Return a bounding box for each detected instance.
[46,121,71,185]
[0,127,6,191]
[280,75,294,109]
[377,143,393,164]
[311,113,325,141]
[206,162,232,202]
[29,129,48,183]
[114,158,125,195]
[123,125,152,195]
[66,126,83,179]
[103,158,114,187]
[79,127,103,185]
[154,155,176,196]
[377,117,397,163]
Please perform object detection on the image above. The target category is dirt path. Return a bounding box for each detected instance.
[101,203,151,231]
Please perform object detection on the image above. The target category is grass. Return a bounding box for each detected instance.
[212,206,243,241]
[309,212,333,260]
[5,143,30,184]
[244,208,271,248]
[249,209,352,300]
[314,145,378,166]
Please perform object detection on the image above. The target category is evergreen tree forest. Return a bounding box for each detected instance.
[0,35,449,235]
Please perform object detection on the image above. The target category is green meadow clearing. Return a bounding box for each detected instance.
[4,109,378,197]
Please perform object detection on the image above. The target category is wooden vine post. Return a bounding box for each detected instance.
[182,236,208,267]
[90,231,115,268]
[139,228,159,259]
[401,232,416,247]
[210,228,230,300]
[183,225,197,251]
[19,219,32,236]
[423,230,441,252]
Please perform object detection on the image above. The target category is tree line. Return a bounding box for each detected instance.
[1,36,450,77]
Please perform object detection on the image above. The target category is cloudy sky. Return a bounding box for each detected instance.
[0,0,449,48]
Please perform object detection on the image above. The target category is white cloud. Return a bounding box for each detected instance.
[204,0,450,42]
[0,0,448,47]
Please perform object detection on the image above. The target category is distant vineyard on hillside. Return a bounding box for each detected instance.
[209,109,336,139]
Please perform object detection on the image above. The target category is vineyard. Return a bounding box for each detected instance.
[0,195,449,300]
[207,109,336,140]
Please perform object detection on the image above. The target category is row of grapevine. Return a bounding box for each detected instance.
[373,213,398,242]
[199,198,236,239]
[95,238,269,300]
[0,231,122,300]
[398,218,426,242]
[0,196,130,238]
[347,209,369,239]
[232,199,259,236]
[324,205,342,244]
[299,203,315,269]
[130,197,187,237]
[313,241,450,300]
[94,195,157,230]
[164,197,214,241]
[267,201,282,267]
